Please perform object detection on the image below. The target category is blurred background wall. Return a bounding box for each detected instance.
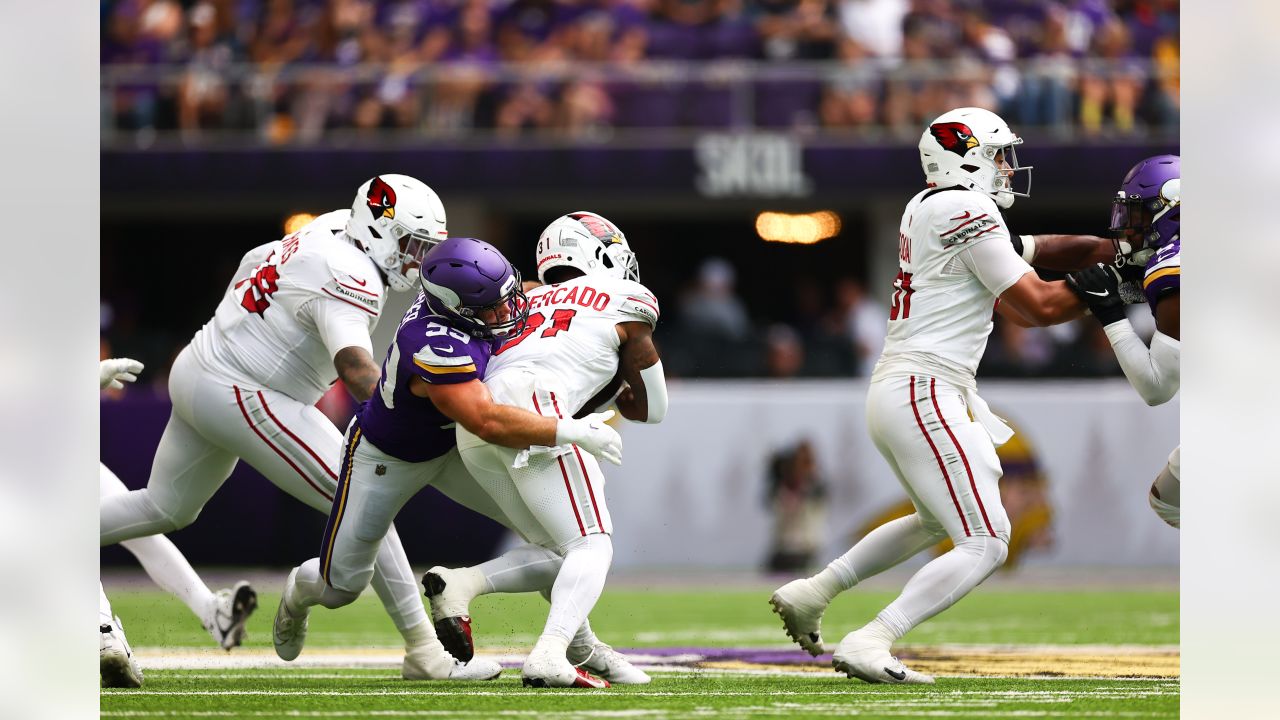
[101,0,1180,572]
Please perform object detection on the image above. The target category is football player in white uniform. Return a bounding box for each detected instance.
[99,359,257,688]
[98,175,494,680]
[771,108,1092,684]
[1066,155,1181,527]
[423,212,666,688]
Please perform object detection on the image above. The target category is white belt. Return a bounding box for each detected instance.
[963,387,1014,447]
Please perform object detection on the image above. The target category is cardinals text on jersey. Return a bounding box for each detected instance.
[486,275,659,418]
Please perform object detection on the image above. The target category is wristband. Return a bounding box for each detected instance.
[1018,235,1037,263]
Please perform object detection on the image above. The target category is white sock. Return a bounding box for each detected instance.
[811,514,943,602]
[286,558,326,614]
[121,534,216,624]
[541,534,613,645]
[369,528,430,635]
[99,583,114,626]
[477,544,562,595]
[537,588,600,650]
[872,535,1009,641]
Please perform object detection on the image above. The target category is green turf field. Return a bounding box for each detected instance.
[101,582,1180,719]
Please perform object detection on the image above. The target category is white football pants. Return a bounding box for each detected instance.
[100,463,216,625]
[820,374,1010,642]
[98,345,428,634]
[866,374,1010,543]
[293,425,507,605]
[457,383,613,552]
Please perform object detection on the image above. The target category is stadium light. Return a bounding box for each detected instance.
[755,211,841,245]
[284,213,317,235]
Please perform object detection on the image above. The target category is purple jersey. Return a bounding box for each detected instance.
[357,291,498,463]
[1142,238,1180,314]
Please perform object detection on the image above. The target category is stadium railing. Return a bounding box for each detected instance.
[101,58,1179,148]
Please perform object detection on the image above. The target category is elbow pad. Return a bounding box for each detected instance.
[638,360,668,424]
[1103,323,1180,405]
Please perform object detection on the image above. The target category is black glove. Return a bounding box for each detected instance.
[1066,263,1127,326]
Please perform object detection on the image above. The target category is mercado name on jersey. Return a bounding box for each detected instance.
[1142,238,1180,313]
[356,291,500,463]
[485,275,658,418]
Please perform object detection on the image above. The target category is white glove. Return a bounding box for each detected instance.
[100,358,144,390]
[555,410,623,465]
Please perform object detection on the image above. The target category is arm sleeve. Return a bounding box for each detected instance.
[307,297,374,360]
[1103,322,1180,406]
[958,236,1035,297]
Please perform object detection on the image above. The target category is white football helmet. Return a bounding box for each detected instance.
[918,107,1031,209]
[345,174,448,292]
[535,211,639,284]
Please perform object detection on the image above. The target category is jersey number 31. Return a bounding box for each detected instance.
[494,309,577,356]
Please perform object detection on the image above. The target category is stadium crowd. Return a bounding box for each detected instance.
[102,0,1179,141]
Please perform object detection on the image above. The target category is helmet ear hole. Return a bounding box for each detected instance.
[960,164,980,173]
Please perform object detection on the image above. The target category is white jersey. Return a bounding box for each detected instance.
[485,275,659,416]
[872,188,1031,389]
[189,210,386,404]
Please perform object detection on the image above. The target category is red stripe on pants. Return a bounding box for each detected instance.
[552,392,606,532]
[929,378,994,536]
[234,386,333,502]
[533,392,586,536]
[256,391,338,481]
[908,376,970,537]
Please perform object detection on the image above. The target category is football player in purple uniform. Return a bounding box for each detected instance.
[1066,155,1181,527]
[273,237,623,683]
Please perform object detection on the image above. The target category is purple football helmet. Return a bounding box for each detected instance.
[419,237,528,340]
[1110,154,1180,255]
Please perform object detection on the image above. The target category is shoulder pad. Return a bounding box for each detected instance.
[410,328,482,381]
[614,281,660,327]
[1144,241,1180,277]
[928,192,1005,247]
[319,248,383,317]
[1143,242,1180,306]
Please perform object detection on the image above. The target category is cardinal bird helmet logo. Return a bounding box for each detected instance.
[929,122,980,158]
[570,212,624,246]
[365,176,397,220]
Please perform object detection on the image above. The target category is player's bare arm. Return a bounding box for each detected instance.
[1014,234,1114,271]
[412,376,558,447]
[613,322,666,423]
[334,346,382,402]
[412,376,620,461]
[997,273,1087,326]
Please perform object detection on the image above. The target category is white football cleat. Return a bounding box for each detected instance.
[769,578,829,656]
[568,642,651,685]
[402,647,503,681]
[832,630,934,684]
[522,643,610,688]
[100,616,143,688]
[205,580,258,651]
[272,569,309,661]
[422,566,481,662]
